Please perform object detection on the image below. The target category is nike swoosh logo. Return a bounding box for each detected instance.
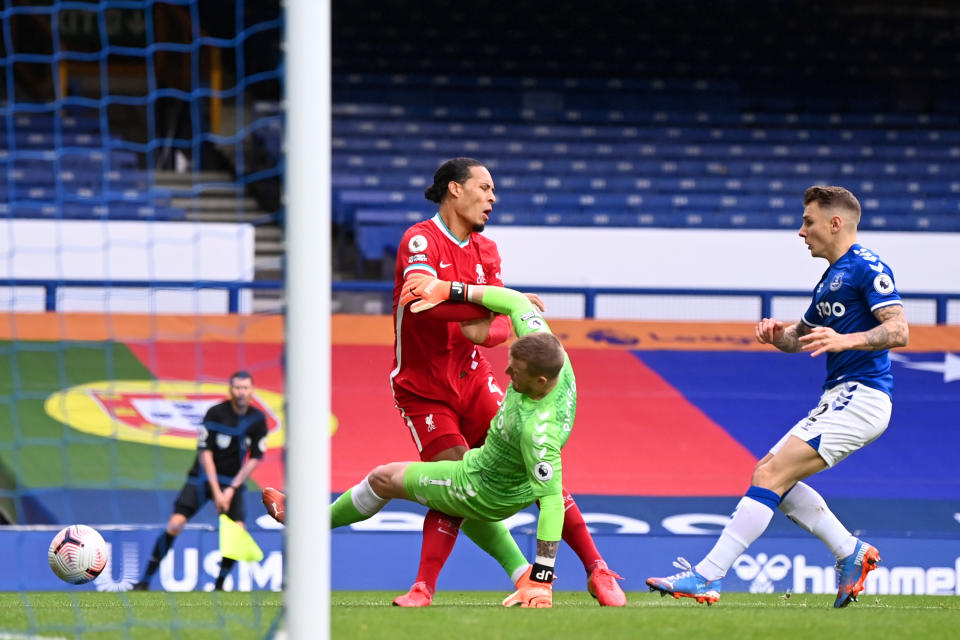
[439,261,452,268]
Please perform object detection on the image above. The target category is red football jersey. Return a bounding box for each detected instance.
[390,213,505,404]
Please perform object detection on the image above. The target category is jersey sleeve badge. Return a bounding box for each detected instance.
[408,234,428,253]
[873,273,895,295]
[534,461,554,482]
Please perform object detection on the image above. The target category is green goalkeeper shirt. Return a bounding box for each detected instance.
[459,287,574,541]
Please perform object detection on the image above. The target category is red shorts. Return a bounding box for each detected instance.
[392,364,505,461]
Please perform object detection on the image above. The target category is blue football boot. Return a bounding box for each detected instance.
[646,558,721,605]
[835,540,881,608]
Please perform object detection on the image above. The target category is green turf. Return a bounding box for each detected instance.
[0,340,195,494]
[331,591,960,640]
[4,591,958,639]
[0,592,283,639]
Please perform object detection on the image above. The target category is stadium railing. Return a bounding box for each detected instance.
[6,279,956,324]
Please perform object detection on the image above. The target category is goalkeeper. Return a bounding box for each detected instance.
[271,275,575,607]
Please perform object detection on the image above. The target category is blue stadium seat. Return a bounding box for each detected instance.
[355,209,431,225]
[355,224,407,261]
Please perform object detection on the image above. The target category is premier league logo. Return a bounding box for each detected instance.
[408,235,428,253]
[873,273,895,294]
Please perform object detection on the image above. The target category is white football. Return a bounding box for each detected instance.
[48,525,108,585]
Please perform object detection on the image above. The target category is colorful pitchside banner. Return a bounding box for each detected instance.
[4,525,959,596]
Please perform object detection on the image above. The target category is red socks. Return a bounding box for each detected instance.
[414,509,463,590]
[561,488,604,573]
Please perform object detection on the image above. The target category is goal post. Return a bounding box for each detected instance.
[283,0,331,638]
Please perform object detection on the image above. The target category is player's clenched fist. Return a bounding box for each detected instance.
[399,273,468,313]
[262,487,286,524]
[755,318,785,344]
[502,565,553,608]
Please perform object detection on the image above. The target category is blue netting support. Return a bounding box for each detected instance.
[0,0,284,221]
[0,2,286,620]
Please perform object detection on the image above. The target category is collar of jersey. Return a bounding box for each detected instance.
[431,213,470,248]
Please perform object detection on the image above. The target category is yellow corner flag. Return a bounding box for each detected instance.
[219,514,264,562]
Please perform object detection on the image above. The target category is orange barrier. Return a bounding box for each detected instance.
[2,312,958,352]
[329,315,960,352]
[0,312,285,343]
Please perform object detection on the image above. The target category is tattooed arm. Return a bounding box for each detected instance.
[797,305,909,357]
[858,304,909,349]
[756,318,813,353]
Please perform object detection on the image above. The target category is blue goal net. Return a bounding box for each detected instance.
[0,0,286,635]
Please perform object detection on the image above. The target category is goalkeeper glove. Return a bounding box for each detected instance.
[399,273,468,313]
[502,564,554,608]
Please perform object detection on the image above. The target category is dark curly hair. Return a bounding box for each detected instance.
[424,157,484,204]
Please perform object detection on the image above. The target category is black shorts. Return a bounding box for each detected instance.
[173,479,245,522]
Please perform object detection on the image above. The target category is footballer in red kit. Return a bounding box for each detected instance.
[383,157,625,608]
[391,212,511,459]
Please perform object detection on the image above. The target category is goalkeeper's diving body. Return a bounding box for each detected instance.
[267,277,577,607]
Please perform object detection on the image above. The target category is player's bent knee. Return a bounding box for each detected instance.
[367,465,390,496]
[750,463,796,495]
[751,464,774,488]
[368,462,407,499]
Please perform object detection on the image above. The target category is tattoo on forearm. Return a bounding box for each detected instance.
[536,539,559,560]
[864,305,909,349]
[774,323,804,353]
[863,324,890,348]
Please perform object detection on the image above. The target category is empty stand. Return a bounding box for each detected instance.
[326,0,960,272]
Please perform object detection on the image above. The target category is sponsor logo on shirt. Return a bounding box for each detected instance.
[408,254,428,263]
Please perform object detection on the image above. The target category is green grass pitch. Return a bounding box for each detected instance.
[3,591,958,639]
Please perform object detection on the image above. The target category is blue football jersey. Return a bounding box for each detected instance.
[801,243,902,397]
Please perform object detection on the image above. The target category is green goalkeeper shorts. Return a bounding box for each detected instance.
[402,460,521,522]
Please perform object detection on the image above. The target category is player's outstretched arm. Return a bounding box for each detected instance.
[756,318,809,353]
[401,275,548,335]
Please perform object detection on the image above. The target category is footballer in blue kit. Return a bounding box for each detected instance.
[802,243,901,396]
[647,186,909,608]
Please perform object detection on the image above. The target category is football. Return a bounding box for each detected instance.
[48,525,108,585]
